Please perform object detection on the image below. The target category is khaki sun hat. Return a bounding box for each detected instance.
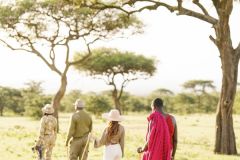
[102,109,124,122]
[42,104,54,114]
[73,99,85,108]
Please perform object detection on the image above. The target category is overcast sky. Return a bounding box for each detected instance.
[0,3,240,96]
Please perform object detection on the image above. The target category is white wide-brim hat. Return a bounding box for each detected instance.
[102,109,124,122]
[73,99,85,108]
[42,104,54,114]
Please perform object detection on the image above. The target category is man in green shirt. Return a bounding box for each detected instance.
[66,99,92,160]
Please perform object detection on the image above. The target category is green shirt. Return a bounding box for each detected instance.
[66,110,92,144]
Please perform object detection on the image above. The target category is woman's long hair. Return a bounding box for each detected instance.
[106,121,119,143]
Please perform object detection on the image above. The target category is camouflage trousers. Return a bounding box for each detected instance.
[69,135,89,160]
[42,134,56,160]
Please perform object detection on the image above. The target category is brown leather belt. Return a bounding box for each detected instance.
[73,133,89,139]
[110,143,118,145]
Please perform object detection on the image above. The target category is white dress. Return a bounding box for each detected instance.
[103,144,122,160]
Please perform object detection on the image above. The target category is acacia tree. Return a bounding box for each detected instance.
[151,88,174,96]
[183,80,216,111]
[78,0,240,154]
[74,48,156,113]
[183,80,216,94]
[130,0,240,155]
[0,0,142,127]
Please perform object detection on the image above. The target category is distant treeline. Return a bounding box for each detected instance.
[1,81,240,118]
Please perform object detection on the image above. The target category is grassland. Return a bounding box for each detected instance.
[0,113,240,160]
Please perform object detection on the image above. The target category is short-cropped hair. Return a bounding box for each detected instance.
[153,98,163,108]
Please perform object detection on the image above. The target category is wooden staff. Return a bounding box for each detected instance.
[81,132,92,160]
[139,153,143,160]
[66,146,69,159]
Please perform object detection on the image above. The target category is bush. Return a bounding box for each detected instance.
[233,91,240,114]
[0,86,23,116]
[22,81,52,119]
[23,94,51,119]
[123,96,149,112]
[61,90,82,112]
[85,94,112,117]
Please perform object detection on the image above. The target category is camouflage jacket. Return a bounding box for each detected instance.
[36,115,57,146]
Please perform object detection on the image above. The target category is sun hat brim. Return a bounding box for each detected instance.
[102,113,124,122]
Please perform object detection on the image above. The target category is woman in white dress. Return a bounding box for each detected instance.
[94,109,125,160]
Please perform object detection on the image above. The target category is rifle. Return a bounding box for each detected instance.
[32,145,43,160]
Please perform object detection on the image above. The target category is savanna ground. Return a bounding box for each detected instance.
[0,113,240,160]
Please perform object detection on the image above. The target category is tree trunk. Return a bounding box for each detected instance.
[52,74,67,132]
[214,48,239,154]
[0,106,3,116]
[114,98,121,114]
[213,21,239,154]
[112,88,122,114]
[213,1,239,154]
[197,95,201,111]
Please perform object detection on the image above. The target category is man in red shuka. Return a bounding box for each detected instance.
[137,98,178,160]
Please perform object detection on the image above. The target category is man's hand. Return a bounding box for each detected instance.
[35,145,41,150]
[137,147,144,153]
[89,133,96,142]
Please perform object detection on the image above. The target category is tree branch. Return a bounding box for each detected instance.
[0,36,62,76]
[18,22,63,76]
[209,35,218,46]
[20,34,62,76]
[118,79,128,100]
[235,42,240,57]
[89,1,130,15]
[0,39,33,53]
[69,38,93,66]
[30,45,62,76]
[192,0,209,16]
[211,0,220,16]
[127,0,218,25]
[176,7,217,24]
[65,40,70,65]
[101,76,112,85]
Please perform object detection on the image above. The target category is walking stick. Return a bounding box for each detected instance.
[66,146,69,159]
[80,132,92,160]
[137,147,143,160]
[139,153,142,160]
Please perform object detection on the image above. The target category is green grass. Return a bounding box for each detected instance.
[0,113,240,160]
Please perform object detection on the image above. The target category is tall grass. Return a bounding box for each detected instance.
[0,113,239,160]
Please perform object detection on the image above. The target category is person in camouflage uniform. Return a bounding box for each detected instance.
[35,104,57,160]
[66,99,92,160]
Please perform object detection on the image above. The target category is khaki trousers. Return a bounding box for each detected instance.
[69,135,89,160]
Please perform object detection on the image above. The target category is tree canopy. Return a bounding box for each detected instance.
[0,0,143,127]
[74,47,156,112]
[0,0,142,67]
[183,80,216,94]
[74,47,156,77]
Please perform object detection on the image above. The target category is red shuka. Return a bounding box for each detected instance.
[142,111,171,160]
[166,114,175,148]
